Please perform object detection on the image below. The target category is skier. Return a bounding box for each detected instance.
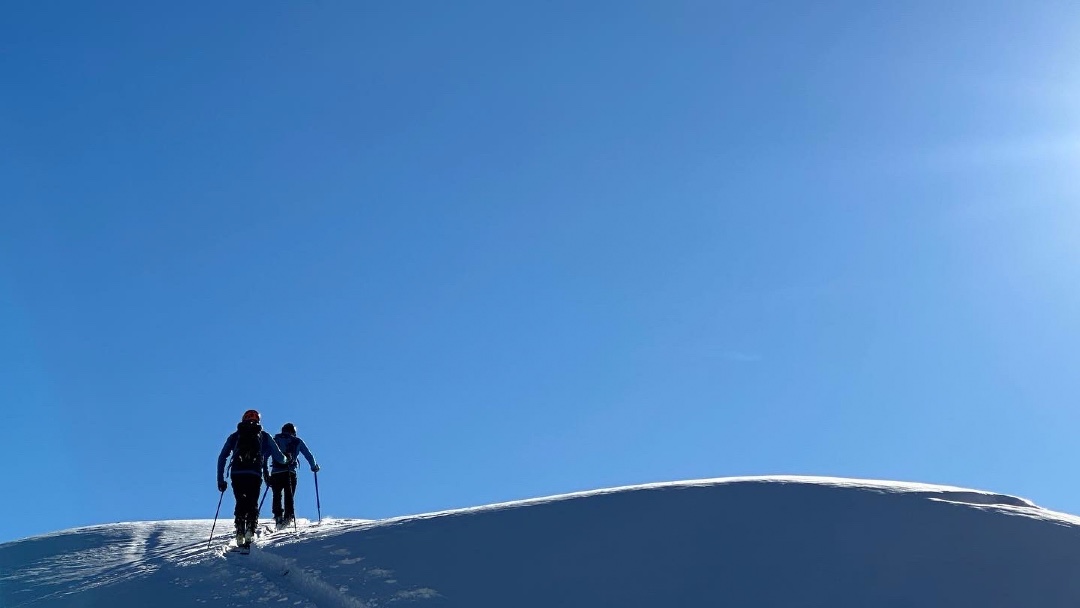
[216,409,289,549]
[263,422,320,529]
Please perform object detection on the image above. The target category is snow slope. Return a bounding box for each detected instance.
[5,476,1080,607]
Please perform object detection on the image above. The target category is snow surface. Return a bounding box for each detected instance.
[5,475,1080,607]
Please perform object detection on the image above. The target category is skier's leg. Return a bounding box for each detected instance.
[231,476,244,518]
[250,484,261,534]
[233,475,260,538]
[250,480,262,534]
[284,472,297,521]
[231,475,245,538]
[271,473,285,523]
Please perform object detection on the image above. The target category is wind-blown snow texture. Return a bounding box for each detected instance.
[5,476,1080,607]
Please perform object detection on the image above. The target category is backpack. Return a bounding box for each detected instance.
[232,421,263,470]
[276,434,299,469]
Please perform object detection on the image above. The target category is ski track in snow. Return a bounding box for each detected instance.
[246,519,439,607]
[198,518,396,608]
[226,540,369,608]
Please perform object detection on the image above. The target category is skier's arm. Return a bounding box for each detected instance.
[217,435,235,484]
[263,432,289,465]
[297,439,318,471]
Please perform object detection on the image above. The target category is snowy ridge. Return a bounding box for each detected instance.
[379,475,1042,520]
[5,475,1080,607]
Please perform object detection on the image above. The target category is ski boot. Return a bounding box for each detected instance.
[244,516,258,546]
[234,518,247,548]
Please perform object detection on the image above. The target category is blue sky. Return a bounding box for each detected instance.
[2,1,1080,542]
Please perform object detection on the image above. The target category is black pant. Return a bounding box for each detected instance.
[231,474,262,532]
[270,471,298,520]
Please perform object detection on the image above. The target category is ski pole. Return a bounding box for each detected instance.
[291,477,300,535]
[258,484,270,519]
[314,470,322,524]
[207,489,225,550]
[288,475,298,534]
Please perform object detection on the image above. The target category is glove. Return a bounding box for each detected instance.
[264,474,273,486]
[217,480,227,492]
[311,464,320,473]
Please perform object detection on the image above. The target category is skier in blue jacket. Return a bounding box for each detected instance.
[216,410,289,547]
[263,422,320,528]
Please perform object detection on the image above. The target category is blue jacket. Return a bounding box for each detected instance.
[217,426,288,484]
[265,433,318,475]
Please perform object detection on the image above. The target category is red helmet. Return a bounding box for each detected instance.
[242,409,261,423]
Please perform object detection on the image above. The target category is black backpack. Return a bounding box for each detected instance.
[232,421,263,469]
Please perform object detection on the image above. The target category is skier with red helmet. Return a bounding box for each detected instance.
[216,409,289,549]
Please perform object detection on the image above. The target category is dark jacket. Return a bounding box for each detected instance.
[217,424,288,484]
